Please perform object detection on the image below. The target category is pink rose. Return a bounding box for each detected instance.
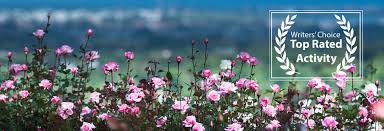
[156,116,167,127]
[182,115,197,127]
[333,71,348,81]
[97,113,111,121]
[301,109,311,118]
[89,92,101,103]
[236,52,250,62]
[363,83,378,97]
[322,116,338,129]
[124,51,134,61]
[307,77,323,88]
[271,84,280,93]
[1,80,15,90]
[33,29,45,39]
[152,77,166,89]
[343,64,356,73]
[59,45,73,55]
[70,67,78,75]
[21,64,28,71]
[39,79,52,90]
[317,95,335,105]
[0,94,8,102]
[19,90,29,99]
[260,96,270,107]
[118,104,130,113]
[207,90,220,102]
[225,123,243,131]
[358,107,368,117]
[176,56,182,63]
[9,64,24,76]
[247,56,258,66]
[81,107,92,116]
[265,124,274,131]
[277,103,284,112]
[55,48,63,56]
[221,70,235,79]
[85,51,100,61]
[262,105,277,117]
[201,69,212,78]
[80,122,96,131]
[305,119,315,129]
[103,61,119,73]
[126,92,145,103]
[51,96,60,104]
[319,83,332,93]
[245,80,259,92]
[192,123,205,131]
[172,100,189,113]
[218,82,238,94]
[336,80,346,90]
[58,102,75,119]
[130,106,140,116]
[235,78,247,88]
[270,120,281,128]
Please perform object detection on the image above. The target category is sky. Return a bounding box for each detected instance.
[0,0,382,10]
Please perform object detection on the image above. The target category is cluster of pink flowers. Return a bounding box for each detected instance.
[182,116,205,131]
[125,86,145,103]
[2,16,384,130]
[235,78,259,92]
[236,52,258,66]
[117,104,140,116]
[1,80,15,90]
[172,99,190,113]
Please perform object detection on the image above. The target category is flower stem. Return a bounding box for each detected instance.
[203,44,208,68]
[238,62,244,79]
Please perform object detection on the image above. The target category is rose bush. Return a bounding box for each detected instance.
[0,13,383,131]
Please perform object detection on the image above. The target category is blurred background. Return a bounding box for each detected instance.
[0,0,383,90]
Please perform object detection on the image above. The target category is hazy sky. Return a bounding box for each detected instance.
[0,0,382,10]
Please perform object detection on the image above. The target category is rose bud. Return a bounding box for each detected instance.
[201,69,212,78]
[7,51,12,59]
[343,64,356,73]
[21,64,28,71]
[192,39,196,45]
[24,47,29,55]
[26,75,31,81]
[376,80,380,87]
[231,59,236,67]
[176,56,182,63]
[87,28,93,37]
[203,37,208,45]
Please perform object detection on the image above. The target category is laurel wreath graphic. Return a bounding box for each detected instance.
[334,14,357,71]
[274,14,357,75]
[274,14,297,75]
